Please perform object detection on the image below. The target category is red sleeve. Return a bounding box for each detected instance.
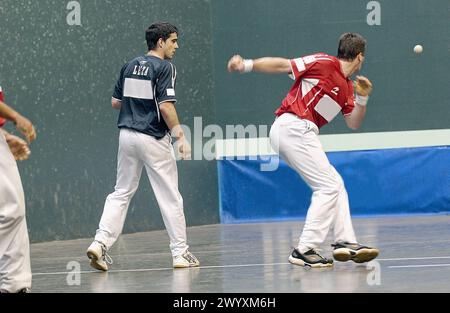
[290,54,319,80]
[342,80,355,116]
[290,53,334,80]
[290,58,306,79]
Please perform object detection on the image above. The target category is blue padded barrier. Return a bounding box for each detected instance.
[218,146,450,223]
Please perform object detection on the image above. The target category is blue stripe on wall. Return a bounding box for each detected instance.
[218,146,450,223]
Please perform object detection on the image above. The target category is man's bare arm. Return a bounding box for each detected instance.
[111,98,122,110]
[344,76,372,130]
[227,55,292,74]
[159,101,191,160]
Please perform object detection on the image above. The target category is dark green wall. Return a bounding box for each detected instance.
[1,0,448,242]
[0,0,218,242]
[212,0,450,134]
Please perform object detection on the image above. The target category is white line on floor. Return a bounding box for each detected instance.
[32,256,450,276]
[389,264,450,269]
[33,262,290,276]
[378,256,450,261]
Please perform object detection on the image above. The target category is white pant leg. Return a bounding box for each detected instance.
[270,113,355,253]
[331,167,357,243]
[138,133,188,257]
[0,133,31,292]
[95,129,144,250]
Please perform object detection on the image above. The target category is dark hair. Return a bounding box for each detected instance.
[145,22,178,51]
[337,33,366,60]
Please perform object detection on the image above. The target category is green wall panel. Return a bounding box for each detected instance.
[1,0,448,242]
[212,0,450,134]
[0,0,218,242]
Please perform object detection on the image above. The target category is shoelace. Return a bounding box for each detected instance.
[310,248,327,260]
[333,242,364,250]
[291,246,327,260]
[183,252,198,263]
[96,241,114,265]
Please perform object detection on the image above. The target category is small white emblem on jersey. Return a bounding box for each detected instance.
[303,55,316,64]
[331,87,340,96]
[167,88,175,96]
[293,58,306,72]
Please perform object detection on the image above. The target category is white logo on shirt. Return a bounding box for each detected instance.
[331,87,340,96]
[133,65,149,76]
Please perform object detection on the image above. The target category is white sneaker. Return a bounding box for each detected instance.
[173,250,200,268]
[86,240,113,271]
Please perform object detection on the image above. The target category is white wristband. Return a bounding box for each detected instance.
[355,94,369,106]
[243,59,254,73]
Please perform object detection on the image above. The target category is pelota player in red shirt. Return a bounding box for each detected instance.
[228,33,379,268]
[0,86,36,292]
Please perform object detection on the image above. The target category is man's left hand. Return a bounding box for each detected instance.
[354,76,373,97]
[6,133,31,161]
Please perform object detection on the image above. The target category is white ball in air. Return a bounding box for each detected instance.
[414,45,423,54]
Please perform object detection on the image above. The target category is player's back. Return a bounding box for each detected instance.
[277,53,354,129]
[116,55,176,139]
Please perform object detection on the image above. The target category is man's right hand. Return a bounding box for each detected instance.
[227,55,245,73]
[14,114,36,143]
[176,138,192,160]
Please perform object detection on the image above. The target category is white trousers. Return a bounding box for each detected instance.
[0,133,32,292]
[95,128,188,257]
[270,113,357,253]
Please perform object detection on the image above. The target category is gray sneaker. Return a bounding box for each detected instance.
[332,241,379,263]
[288,248,333,268]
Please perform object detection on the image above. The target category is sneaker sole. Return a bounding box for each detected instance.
[333,248,379,263]
[288,255,333,268]
[87,250,108,271]
[173,263,200,269]
[353,248,379,263]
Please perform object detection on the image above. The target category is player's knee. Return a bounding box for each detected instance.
[335,176,346,193]
[1,205,26,228]
[108,188,136,200]
[326,170,345,193]
[321,177,344,195]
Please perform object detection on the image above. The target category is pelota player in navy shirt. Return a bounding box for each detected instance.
[87,22,199,270]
